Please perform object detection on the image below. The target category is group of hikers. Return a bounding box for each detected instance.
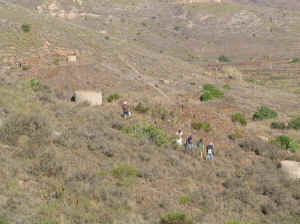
[121,101,215,160]
[176,130,215,160]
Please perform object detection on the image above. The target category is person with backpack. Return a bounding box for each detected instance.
[206,142,214,160]
[122,101,131,119]
[185,135,194,152]
[196,139,204,159]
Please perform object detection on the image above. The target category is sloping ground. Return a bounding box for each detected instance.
[0,81,300,224]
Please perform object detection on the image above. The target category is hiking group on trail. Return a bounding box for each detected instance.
[120,101,215,160]
[178,132,215,160]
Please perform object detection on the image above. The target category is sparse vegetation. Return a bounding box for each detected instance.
[22,65,31,71]
[223,84,231,90]
[200,84,224,101]
[0,216,9,224]
[218,55,231,62]
[107,93,120,102]
[135,102,150,113]
[30,78,40,91]
[232,113,247,126]
[151,105,174,121]
[191,121,211,132]
[53,57,60,65]
[179,195,192,205]
[21,23,31,32]
[112,164,139,180]
[122,122,173,146]
[288,117,300,130]
[160,212,193,224]
[288,58,300,64]
[252,106,277,121]
[271,122,286,130]
[274,135,299,152]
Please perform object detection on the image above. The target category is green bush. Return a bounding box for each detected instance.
[274,135,299,152]
[107,93,120,102]
[21,24,31,32]
[112,164,139,180]
[252,106,277,121]
[135,102,150,114]
[30,78,40,91]
[191,121,211,132]
[218,55,231,62]
[200,84,224,101]
[22,65,31,71]
[289,117,300,130]
[122,123,172,146]
[179,195,192,205]
[288,58,300,64]
[232,113,247,126]
[271,122,286,130]
[200,91,213,102]
[160,212,193,224]
[223,84,231,90]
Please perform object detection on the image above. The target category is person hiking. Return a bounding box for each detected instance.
[206,142,214,160]
[196,139,204,159]
[122,101,131,119]
[185,135,193,152]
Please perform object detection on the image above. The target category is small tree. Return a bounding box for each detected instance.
[218,55,231,62]
[274,135,299,152]
[252,106,277,121]
[21,24,31,32]
[289,117,300,130]
[232,113,247,126]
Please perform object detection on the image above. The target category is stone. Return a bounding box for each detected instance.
[67,55,77,62]
[73,90,102,106]
[279,160,300,179]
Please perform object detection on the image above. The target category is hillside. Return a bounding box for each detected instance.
[0,0,300,224]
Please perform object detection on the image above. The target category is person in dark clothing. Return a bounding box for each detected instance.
[185,135,194,152]
[206,142,214,160]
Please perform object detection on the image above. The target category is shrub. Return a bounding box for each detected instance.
[21,24,31,32]
[218,55,231,62]
[223,84,231,90]
[107,93,120,102]
[0,113,51,149]
[288,58,300,64]
[289,117,300,130]
[274,135,299,152]
[135,103,150,114]
[252,106,277,121]
[191,121,211,132]
[271,122,286,130]
[0,216,9,224]
[151,105,172,121]
[200,84,224,101]
[179,195,192,205]
[200,91,213,102]
[232,113,247,126]
[160,212,193,224]
[112,164,139,185]
[122,123,171,146]
[30,78,40,91]
[22,65,31,71]
[112,164,139,179]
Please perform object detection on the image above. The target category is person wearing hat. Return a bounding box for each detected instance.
[122,101,131,119]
